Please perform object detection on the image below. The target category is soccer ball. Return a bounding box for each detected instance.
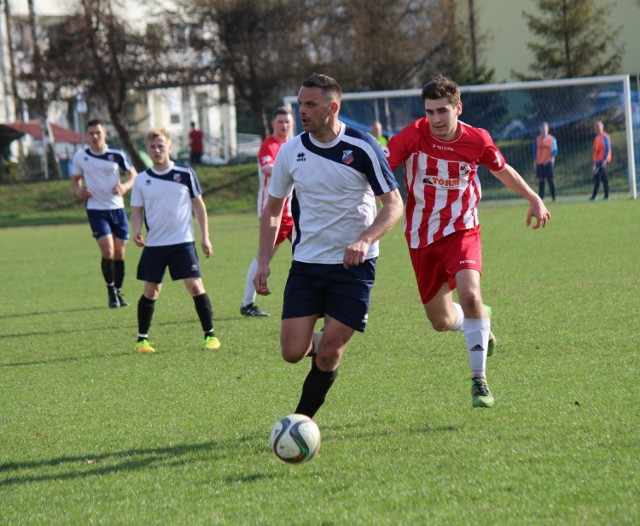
[269,414,321,463]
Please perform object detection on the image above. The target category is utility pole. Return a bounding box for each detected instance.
[0,0,12,120]
[468,0,478,77]
[3,0,20,120]
[28,0,57,179]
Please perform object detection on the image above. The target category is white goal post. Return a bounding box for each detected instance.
[284,75,638,200]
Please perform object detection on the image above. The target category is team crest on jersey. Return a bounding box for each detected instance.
[108,154,115,162]
[459,162,472,177]
[173,173,182,183]
[342,150,354,165]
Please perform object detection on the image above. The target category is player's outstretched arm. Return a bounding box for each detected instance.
[254,196,285,296]
[130,206,145,247]
[492,164,551,229]
[192,195,212,258]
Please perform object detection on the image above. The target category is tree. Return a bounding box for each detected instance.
[302,0,436,92]
[37,0,219,171]
[180,0,497,137]
[426,0,494,85]
[514,0,624,80]
[179,0,314,138]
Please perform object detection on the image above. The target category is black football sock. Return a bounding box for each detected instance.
[193,293,214,335]
[114,259,125,289]
[101,257,115,286]
[294,359,338,418]
[137,295,156,336]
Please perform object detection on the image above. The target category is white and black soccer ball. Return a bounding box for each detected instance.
[269,414,321,463]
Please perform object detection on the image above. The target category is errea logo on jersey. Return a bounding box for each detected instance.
[297,152,306,162]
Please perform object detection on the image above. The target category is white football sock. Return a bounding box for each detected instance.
[463,317,490,378]
[451,302,464,332]
[242,258,259,307]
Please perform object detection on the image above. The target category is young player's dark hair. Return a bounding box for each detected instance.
[421,75,461,106]
[86,118,105,129]
[272,106,293,119]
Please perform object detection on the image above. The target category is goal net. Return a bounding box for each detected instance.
[284,75,638,201]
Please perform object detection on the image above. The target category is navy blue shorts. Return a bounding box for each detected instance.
[86,208,129,241]
[136,242,201,283]
[282,259,377,332]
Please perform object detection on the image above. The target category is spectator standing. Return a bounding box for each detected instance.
[370,120,388,147]
[589,120,612,201]
[189,122,204,165]
[533,122,557,202]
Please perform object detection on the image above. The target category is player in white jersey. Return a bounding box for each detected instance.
[386,75,551,408]
[240,107,294,317]
[72,118,137,308]
[254,73,403,420]
[130,128,220,354]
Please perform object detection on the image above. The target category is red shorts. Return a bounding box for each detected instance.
[275,215,294,245]
[409,227,482,304]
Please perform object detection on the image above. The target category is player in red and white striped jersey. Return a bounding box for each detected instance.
[241,107,295,317]
[387,75,550,408]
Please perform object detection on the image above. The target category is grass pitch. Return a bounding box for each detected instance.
[1,198,639,524]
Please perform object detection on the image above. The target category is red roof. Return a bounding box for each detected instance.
[0,120,85,143]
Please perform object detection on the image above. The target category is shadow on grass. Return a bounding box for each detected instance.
[0,306,105,320]
[0,435,269,487]
[0,311,238,344]
[0,350,135,368]
[0,421,456,487]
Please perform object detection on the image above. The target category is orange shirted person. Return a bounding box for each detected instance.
[590,120,612,201]
[532,122,558,202]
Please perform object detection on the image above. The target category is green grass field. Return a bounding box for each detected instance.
[1,199,639,524]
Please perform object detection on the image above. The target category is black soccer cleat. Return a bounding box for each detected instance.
[240,303,270,317]
[107,286,120,308]
[115,289,129,307]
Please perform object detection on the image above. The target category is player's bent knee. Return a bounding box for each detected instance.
[281,348,306,364]
[429,318,452,332]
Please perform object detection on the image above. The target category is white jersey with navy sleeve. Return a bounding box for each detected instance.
[72,146,133,210]
[130,162,203,247]
[269,122,399,264]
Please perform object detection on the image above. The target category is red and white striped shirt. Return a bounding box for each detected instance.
[257,135,292,220]
[387,118,505,248]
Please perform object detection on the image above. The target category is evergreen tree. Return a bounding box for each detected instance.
[514,0,624,80]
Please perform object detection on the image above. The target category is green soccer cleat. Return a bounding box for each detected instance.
[204,335,221,350]
[471,377,494,408]
[136,339,156,354]
[484,304,496,357]
[487,332,496,357]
